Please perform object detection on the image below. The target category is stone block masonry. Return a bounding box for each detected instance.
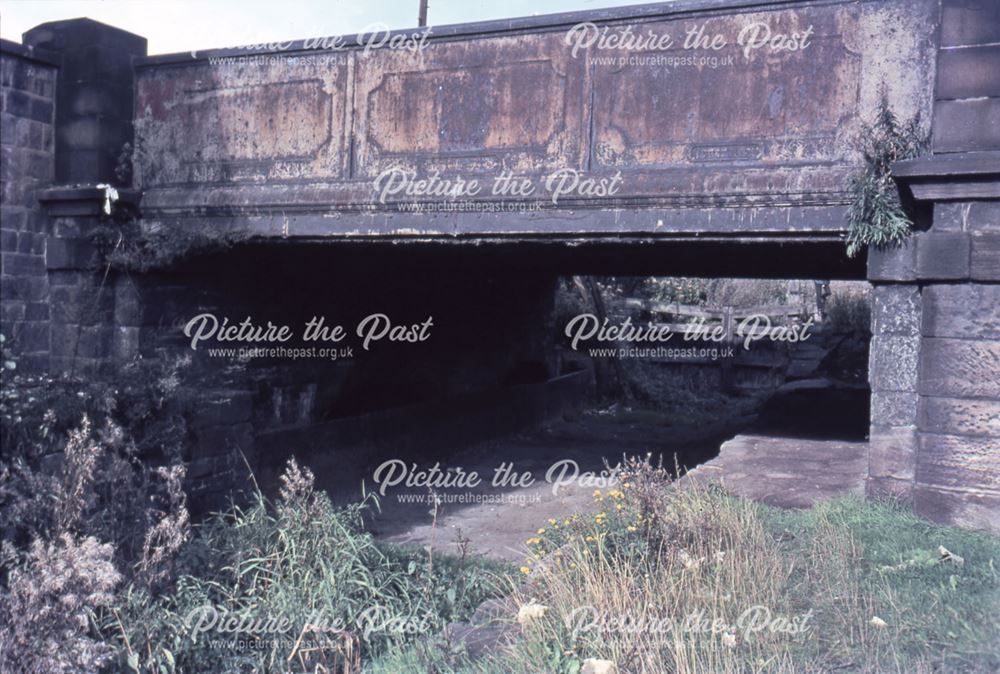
[0,40,57,371]
[873,0,1000,533]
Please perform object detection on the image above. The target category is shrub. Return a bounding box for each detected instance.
[0,534,122,674]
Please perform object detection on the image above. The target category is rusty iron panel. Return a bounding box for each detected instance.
[133,0,939,236]
[135,58,351,186]
[589,1,933,172]
[352,30,589,177]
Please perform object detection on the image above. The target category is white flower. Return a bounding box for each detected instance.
[516,602,548,624]
[581,658,617,674]
[869,616,887,628]
[721,632,737,648]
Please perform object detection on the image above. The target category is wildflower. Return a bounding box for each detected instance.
[548,518,557,525]
[516,602,548,624]
[593,489,602,498]
[537,528,546,535]
[721,632,737,648]
[627,526,637,533]
[520,566,531,575]
[870,616,888,628]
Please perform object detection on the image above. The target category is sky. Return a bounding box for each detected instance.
[0,0,668,55]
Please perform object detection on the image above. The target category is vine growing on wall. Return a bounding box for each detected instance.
[845,94,928,257]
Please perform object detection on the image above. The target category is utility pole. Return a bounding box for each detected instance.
[418,0,428,27]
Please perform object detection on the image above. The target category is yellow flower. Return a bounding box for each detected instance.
[548,518,557,525]
[537,528,546,535]
[592,489,602,497]
[520,566,531,575]
[622,482,632,489]
[627,526,637,533]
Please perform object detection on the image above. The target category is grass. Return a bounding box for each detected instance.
[371,463,1000,673]
[98,460,514,674]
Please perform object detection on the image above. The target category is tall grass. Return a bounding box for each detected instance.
[103,460,511,673]
[380,461,1000,673]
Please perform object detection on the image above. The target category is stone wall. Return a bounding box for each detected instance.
[0,40,57,371]
[869,0,1000,532]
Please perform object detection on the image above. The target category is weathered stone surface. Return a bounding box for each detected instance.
[971,233,1000,280]
[915,232,971,279]
[872,285,921,336]
[920,396,1000,438]
[867,243,917,281]
[964,202,1000,232]
[933,98,1000,153]
[914,485,1000,533]
[1,42,55,371]
[681,434,867,509]
[871,391,919,427]
[941,0,1000,48]
[917,433,1000,491]
[869,335,920,392]
[922,284,1000,339]
[868,425,917,481]
[45,237,96,270]
[919,338,1000,398]
[935,45,1000,100]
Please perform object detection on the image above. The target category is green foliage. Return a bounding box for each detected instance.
[0,354,195,578]
[390,485,999,673]
[824,291,871,334]
[104,461,512,673]
[845,96,928,257]
[619,362,764,427]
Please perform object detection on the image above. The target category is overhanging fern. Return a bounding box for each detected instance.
[845,95,928,257]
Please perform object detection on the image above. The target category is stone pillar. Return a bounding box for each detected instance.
[23,18,146,185]
[873,0,1000,532]
[19,20,146,375]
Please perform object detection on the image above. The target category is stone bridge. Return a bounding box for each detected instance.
[1,0,998,530]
